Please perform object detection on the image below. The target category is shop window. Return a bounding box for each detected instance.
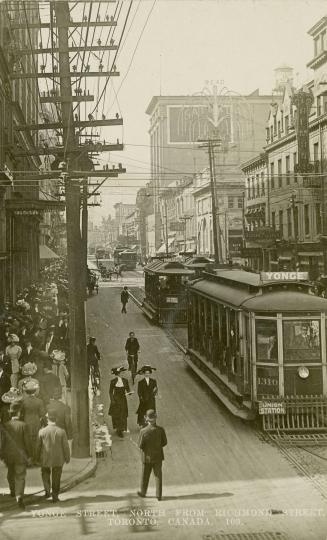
[256,319,278,363]
[283,320,321,363]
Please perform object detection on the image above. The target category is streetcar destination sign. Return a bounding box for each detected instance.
[260,271,308,282]
[258,400,286,415]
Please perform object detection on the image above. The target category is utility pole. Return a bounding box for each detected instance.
[164,199,169,258]
[198,137,222,264]
[81,179,88,297]
[55,2,89,458]
[289,191,299,270]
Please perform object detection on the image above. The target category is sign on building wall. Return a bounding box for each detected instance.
[291,89,314,173]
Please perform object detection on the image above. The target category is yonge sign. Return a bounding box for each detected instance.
[260,271,309,282]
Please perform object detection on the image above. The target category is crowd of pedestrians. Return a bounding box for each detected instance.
[0,260,73,509]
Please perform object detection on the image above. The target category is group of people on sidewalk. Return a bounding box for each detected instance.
[0,260,74,510]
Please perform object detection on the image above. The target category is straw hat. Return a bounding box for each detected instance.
[21,362,37,376]
[2,388,23,403]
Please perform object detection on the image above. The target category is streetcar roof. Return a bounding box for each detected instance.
[145,260,195,275]
[190,269,327,312]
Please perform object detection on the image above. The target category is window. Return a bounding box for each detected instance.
[287,207,292,237]
[256,174,260,197]
[294,206,299,239]
[237,197,243,209]
[270,162,275,190]
[317,96,322,117]
[270,125,273,141]
[273,116,277,135]
[316,203,322,234]
[285,115,289,134]
[293,152,297,182]
[228,196,234,209]
[261,172,265,196]
[247,178,251,200]
[271,211,276,229]
[314,35,320,56]
[304,204,310,235]
[277,120,281,137]
[279,210,284,237]
[252,177,255,199]
[256,320,278,363]
[278,159,282,188]
[266,127,270,142]
[313,142,319,162]
[283,320,320,364]
[285,155,290,185]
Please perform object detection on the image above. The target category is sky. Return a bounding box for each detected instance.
[88,0,327,224]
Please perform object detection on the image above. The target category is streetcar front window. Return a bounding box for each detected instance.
[256,320,278,363]
[283,320,321,363]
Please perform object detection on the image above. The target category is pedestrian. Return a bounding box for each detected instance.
[0,357,11,405]
[21,380,45,462]
[36,410,70,502]
[5,334,22,388]
[46,386,73,440]
[38,359,61,405]
[18,362,39,395]
[120,286,129,314]
[108,366,131,438]
[125,331,140,381]
[137,410,167,501]
[0,401,31,510]
[136,366,158,427]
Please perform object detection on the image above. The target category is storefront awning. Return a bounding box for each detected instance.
[40,245,60,260]
[156,236,175,254]
[6,199,65,213]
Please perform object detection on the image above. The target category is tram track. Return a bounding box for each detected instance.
[262,432,327,501]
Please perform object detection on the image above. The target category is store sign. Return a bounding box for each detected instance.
[14,210,41,216]
[258,400,285,415]
[166,297,178,304]
[169,221,185,232]
[244,227,277,241]
[261,271,308,281]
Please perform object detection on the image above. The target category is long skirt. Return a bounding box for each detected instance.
[109,388,128,432]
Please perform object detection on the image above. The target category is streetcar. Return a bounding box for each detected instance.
[143,260,194,325]
[117,250,138,271]
[187,268,327,432]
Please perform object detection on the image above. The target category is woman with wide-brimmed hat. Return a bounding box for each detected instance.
[1,387,23,423]
[108,366,132,438]
[18,362,39,395]
[5,335,22,388]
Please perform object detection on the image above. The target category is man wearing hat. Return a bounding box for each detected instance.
[36,410,70,503]
[47,386,72,440]
[38,360,61,405]
[0,401,31,509]
[5,335,22,388]
[138,410,167,501]
[21,380,45,462]
[109,366,130,438]
[136,366,158,427]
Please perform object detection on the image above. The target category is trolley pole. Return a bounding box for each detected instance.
[55,2,89,458]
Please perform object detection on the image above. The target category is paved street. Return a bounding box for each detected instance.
[1,273,327,540]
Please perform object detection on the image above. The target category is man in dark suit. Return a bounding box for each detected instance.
[0,402,31,509]
[138,410,167,501]
[38,360,61,405]
[46,387,73,440]
[136,365,158,427]
[0,357,11,404]
[36,410,70,502]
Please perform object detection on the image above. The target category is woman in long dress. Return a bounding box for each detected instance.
[136,365,158,427]
[108,366,130,438]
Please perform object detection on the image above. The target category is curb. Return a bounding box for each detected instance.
[61,457,97,492]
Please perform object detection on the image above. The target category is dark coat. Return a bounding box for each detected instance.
[0,370,11,401]
[0,418,31,465]
[39,371,61,404]
[46,399,73,439]
[136,378,157,424]
[36,423,70,468]
[108,377,130,431]
[138,423,167,464]
[121,290,129,304]
[125,337,140,355]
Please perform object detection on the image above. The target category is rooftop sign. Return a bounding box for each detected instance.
[260,271,309,282]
